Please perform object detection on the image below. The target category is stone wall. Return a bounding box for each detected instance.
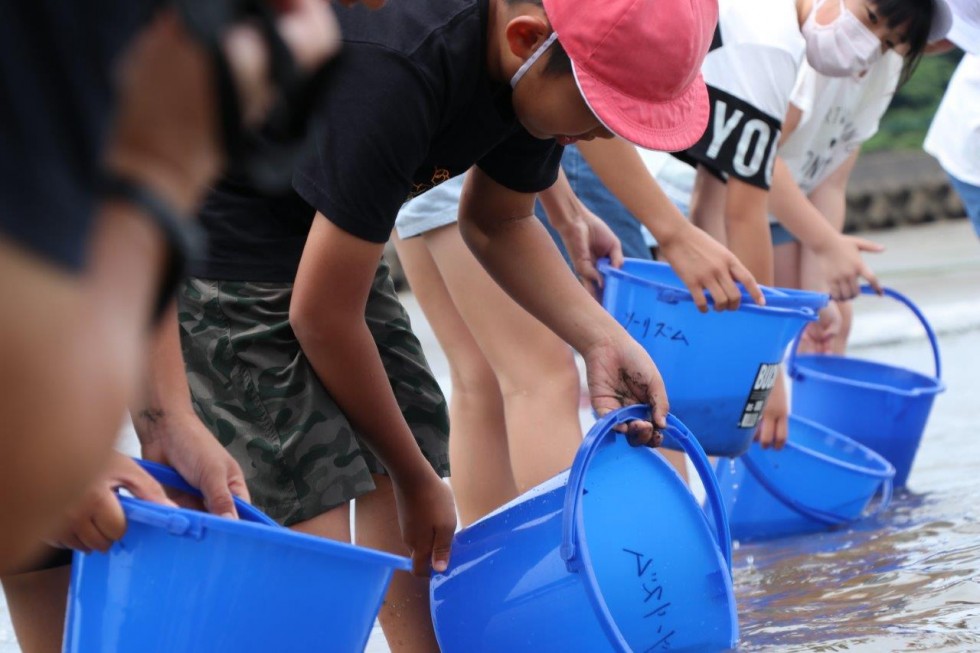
[845,150,966,232]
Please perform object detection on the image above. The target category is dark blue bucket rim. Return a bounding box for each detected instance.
[119,459,412,572]
[740,416,896,526]
[560,406,738,652]
[598,258,825,319]
[772,415,896,479]
[790,354,947,397]
[788,285,946,397]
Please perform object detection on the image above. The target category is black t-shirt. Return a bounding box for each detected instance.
[196,0,562,281]
[0,1,148,271]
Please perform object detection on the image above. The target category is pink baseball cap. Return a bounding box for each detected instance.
[542,0,718,152]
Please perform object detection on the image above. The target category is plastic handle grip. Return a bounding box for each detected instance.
[560,406,732,572]
[787,285,942,382]
[134,458,278,527]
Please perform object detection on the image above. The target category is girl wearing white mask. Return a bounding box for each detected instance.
[675,0,951,449]
[771,51,906,356]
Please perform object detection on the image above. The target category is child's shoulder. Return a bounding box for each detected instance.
[716,0,803,59]
[336,0,484,58]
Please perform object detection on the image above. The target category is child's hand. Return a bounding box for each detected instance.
[582,333,668,446]
[392,472,457,577]
[138,411,250,518]
[755,369,788,450]
[554,206,624,301]
[657,222,764,312]
[45,451,176,553]
[800,302,842,355]
[812,233,883,300]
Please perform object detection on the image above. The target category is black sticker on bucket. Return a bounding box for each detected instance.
[739,363,780,429]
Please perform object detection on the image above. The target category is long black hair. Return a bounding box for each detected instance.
[873,0,938,85]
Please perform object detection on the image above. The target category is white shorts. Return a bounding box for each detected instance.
[395,174,465,239]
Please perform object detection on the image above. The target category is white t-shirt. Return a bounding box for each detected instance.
[946,0,980,54]
[780,52,903,195]
[924,54,980,186]
[681,0,805,190]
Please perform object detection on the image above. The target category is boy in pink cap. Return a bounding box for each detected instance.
[154,0,752,648]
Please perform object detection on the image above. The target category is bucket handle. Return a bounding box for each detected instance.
[740,454,894,525]
[596,259,823,318]
[129,458,278,528]
[560,405,732,573]
[787,286,942,382]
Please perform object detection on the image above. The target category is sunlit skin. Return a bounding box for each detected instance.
[487,5,615,145]
[804,0,915,56]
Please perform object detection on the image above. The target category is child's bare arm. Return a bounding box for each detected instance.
[769,153,881,299]
[576,138,763,311]
[290,216,456,576]
[458,167,667,439]
[723,177,775,285]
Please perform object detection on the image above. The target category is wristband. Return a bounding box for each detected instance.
[100,172,203,323]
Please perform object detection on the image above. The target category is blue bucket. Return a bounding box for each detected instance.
[63,459,410,653]
[714,416,895,542]
[431,406,738,653]
[789,286,945,487]
[599,259,825,457]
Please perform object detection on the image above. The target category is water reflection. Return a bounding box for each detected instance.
[735,331,980,651]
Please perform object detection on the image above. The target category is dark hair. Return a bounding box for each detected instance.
[872,0,936,85]
[504,0,573,76]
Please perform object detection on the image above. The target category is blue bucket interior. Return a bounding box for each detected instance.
[431,416,737,652]
[65,469,410,652]
[715,417,894,542]
[602,259,823,457]
[791,354,944,487]
[582,437,738,651]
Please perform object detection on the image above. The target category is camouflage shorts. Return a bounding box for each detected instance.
[177,258,450,526]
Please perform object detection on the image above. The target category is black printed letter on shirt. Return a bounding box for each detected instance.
[683,87,782,190]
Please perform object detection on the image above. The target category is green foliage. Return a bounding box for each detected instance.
[864,50,963,151]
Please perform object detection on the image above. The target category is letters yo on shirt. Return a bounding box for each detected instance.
[677,0,806,190]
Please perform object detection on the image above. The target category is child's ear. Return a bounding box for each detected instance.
[504,15,551,60]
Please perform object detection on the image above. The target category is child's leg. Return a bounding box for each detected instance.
[774,240,803,288]
[289,501,352,540]
[688,167,728,244]
[393,233,518,526]
[422,226,583,494]
[831,299,852,355]
[355,475,440,653]
[1,553,72,653]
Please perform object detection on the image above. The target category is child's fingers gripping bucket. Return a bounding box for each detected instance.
[430,406,739,653]
[63,460,411,653]
[789,286,946,487]
[599,259,825,458]
[713,416,896,542]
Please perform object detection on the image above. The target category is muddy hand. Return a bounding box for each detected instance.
[583,334,668,446]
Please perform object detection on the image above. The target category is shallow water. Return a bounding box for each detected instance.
[733,329,980,651]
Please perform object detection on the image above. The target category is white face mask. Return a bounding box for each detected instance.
[510,31,559,89]
[802,0,883,77]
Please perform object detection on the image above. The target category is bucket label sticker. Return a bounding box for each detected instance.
[739,363,780,429]
[623,548,677,650]
[623,312,690,346]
